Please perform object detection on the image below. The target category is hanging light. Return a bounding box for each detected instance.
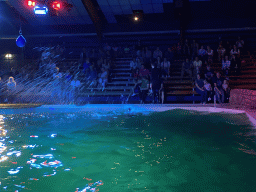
[52,2,61,10]
[5,54,13,59]
[16,28,26,48]
[34,6,48,15]
[28,1,36,7]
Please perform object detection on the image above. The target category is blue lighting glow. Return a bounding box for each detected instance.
[34,6,48,15]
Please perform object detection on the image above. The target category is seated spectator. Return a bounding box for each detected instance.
[161,58,170,77]
[144,47,152,68]
[230,55,241,76]
[88,65,98,88]
[83,58,91,74]
[191,40,199,60]
[181,58,192,79]
[176,42,182,58]
[230,45,240,59]
[153,47,163,59]
[203,80,213,103]
[204,65,214,85]
[7,76,17,103]
[156,56,162,69]
[131,73,141,97]
[198,45,207,63]
[213,72,224,104]
[193,57,202,78]
[222,56,231,78]
[236,36,244,55]
[137,57,143,70]
[133,68,140,81]
[183,39,190,57]
[164,48,174,64]
[195,74,207,104]
[206,46,214,64]
[139,76,150,104]
[217,45,226,61]
[139,65,150,79]
[98,67,108,90]
[130,58,138,74]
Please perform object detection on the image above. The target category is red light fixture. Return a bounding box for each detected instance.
[28,1,36,7]
[52,2,61,10]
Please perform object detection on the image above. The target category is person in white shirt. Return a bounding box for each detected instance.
[7,76,16,103]
[193,57,202,78]
[203,80,213,103]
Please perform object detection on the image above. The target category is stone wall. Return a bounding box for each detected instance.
[229,89,256,109]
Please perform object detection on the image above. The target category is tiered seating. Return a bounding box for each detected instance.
[229,54,256,90]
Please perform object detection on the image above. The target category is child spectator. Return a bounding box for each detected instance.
[181,58,192,79]
[161,58,171,77]
[203,80,213,102]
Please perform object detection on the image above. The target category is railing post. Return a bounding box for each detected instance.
[192,87,195,104]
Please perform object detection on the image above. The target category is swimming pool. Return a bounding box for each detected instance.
[0,105,256,192]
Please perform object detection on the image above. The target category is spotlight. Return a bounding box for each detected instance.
[28,1,36,7]
[132,10,143,22]
[52,2,61,10]
[34,6,48,15]
[5,54,12,59]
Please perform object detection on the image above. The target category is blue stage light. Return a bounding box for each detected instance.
[34,6,48,15]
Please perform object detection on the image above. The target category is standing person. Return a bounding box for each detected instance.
[236,36,244,55]
[198,46,207,64]
[153,47,163,59]
[70,75,81,104]
[6,76,16,103]
[139,76,150,104]
[195,74,207,104]
[150,63,162,104]
[144,47,152,69]
[222,79,230,103]
[213,72,224,104]
[161,58,171,78]
[191,40,199,61]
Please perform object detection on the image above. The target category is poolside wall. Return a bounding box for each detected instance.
[229,89,256,109]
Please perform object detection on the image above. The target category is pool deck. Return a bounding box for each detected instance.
[0,103,255,127]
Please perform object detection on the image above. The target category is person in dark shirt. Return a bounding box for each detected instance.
[195,74,207,104]
[150,63,162,104]
[213,72,224,103]
[181,58,192,79]
[204,65,214,86]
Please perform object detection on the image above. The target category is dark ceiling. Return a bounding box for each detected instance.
[0,0,256,38]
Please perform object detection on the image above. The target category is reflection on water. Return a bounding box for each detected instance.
[0,110,255,192]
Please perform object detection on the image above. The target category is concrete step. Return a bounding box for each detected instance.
[112,73,132,76]
[113,68,131,71]
[108,81,135,85]
[111,77,134,80]
[80,91,130,96]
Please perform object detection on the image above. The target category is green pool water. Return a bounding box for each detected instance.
[0,109,256,192]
